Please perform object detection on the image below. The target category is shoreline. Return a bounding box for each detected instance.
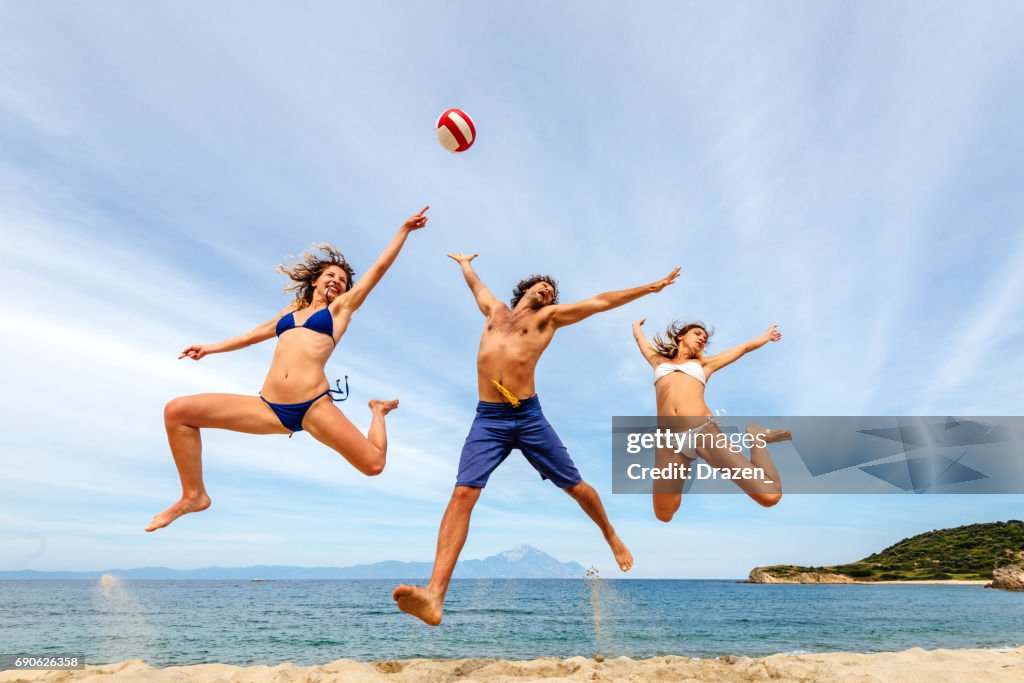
[860,579,989,585]
[0,577,995,583]
[766,579,989,585]
[4,647,1023,682]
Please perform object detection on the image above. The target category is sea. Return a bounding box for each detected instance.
[1,578,1023,667]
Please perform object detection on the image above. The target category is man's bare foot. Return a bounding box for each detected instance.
[746,424,792,444]
[392,584,443,626]
[144,493,211,532]
[608,534,634,572]
[369,399,399,416]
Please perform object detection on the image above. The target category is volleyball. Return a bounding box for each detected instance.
[435,108,476,153]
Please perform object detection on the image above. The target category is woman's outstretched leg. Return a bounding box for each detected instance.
[697,423,786,507]
[303,398,399,476]
[146,393,288,532]
[744,423,789,504]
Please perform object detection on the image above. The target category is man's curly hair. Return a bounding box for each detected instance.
[276,243,355,309]
[510,274,559,309]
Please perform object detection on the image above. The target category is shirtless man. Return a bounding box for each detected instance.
[392,253,680,625]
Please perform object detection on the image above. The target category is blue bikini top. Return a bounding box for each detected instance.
[276,306,335,340]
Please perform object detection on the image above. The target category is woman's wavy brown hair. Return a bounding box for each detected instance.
[652,320,713,359]
[277,243,355,309]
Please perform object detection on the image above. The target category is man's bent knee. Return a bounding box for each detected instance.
[564,481,589,499]
[453,485,481,505]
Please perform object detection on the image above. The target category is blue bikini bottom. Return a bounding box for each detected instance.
[261,377,349,434]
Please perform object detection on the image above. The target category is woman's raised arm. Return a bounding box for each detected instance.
[335,206,429,314]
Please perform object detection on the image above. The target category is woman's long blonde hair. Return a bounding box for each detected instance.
[276,243,355,309]
[652,320,713,359]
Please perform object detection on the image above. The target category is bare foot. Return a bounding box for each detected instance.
[608,534,634,572]
[369,399,399,416]
[746,424,792,444]
[144,494,211,532]
[392,584,443,626]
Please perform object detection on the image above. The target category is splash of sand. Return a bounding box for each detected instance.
[585,566,633,657]
[94,573,155,657]
[99,573,122,600]
[585,567,601,642]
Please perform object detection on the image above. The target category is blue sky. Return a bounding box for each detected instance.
[1,1,1023,578]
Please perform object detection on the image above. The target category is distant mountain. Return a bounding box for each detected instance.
[0,544,586,580]
[750,520,1024,583]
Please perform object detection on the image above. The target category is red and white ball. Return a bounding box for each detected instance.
[435,108,476,153]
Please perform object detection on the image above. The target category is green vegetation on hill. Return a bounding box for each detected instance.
[764,520,1024,581]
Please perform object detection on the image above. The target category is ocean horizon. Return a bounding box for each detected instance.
[2,578,1022,667]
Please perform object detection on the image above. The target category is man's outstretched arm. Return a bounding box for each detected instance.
[551,266,680,328]
[447,253,503,316]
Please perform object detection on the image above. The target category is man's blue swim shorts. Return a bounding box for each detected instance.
[455,394,583,489]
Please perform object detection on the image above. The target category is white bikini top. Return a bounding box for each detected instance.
[653,360,706,386]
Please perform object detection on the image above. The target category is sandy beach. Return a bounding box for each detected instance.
[3,647,1023,682]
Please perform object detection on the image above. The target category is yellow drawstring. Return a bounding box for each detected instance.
[490,379,520,408]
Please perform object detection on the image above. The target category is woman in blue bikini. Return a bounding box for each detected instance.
[146,207,428,532]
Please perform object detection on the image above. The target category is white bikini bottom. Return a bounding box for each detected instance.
[665,416,720,461]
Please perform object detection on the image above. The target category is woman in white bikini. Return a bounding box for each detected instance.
[632,318,788,522]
